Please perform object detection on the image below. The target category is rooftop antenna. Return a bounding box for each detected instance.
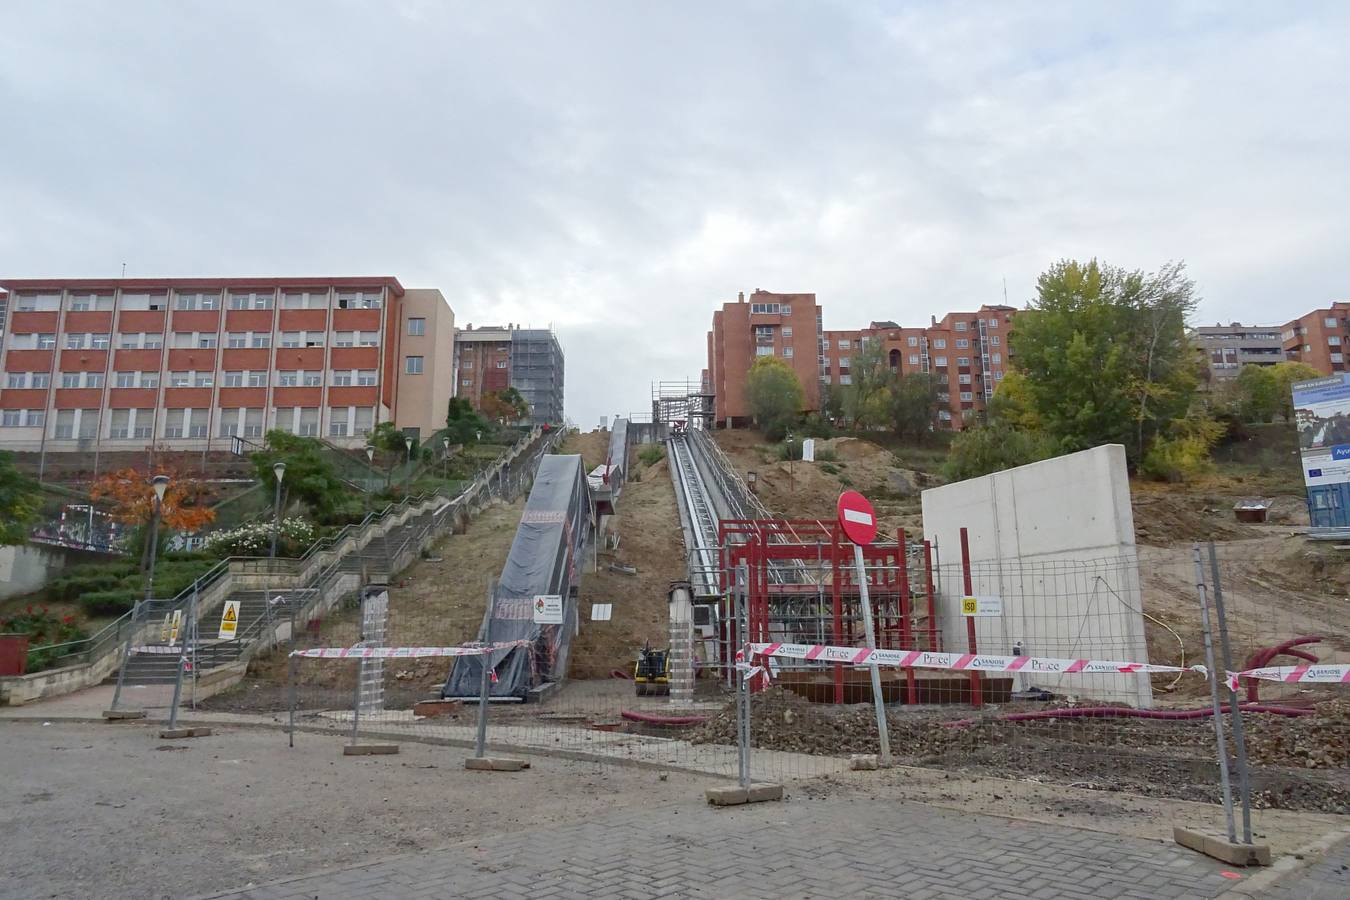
[121,263,127,278]
[1002,277,1008,305]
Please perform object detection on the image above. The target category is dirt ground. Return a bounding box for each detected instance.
[570,456,686,678]
[560,427,611,471]
[0,719,717,900]
[691,687,1350,814]
[712,428,933,536]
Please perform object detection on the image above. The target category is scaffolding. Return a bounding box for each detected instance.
[509,329,565,426]
[651,379,715,431]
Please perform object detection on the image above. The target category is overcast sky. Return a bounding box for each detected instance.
[2,1,1347,427]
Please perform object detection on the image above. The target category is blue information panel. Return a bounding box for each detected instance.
[1292,373,1350,528]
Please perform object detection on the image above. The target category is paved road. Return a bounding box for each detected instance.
[203,798,1255,900]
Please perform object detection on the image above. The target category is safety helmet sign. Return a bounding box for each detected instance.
[837,490,878,545]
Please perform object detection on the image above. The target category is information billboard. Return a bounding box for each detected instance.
[1292,373,1350,528]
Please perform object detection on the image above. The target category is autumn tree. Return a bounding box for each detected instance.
[91,463,215,568]
[481,387,530,423]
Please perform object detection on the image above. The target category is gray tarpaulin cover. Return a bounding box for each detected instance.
[442,454,592,699]
[605,418,629,498]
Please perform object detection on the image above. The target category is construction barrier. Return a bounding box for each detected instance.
[290,641,532,660]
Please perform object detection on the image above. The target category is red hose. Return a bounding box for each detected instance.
[1244,636,1324,703]
[620,709,709,726]
[941,702,1313,728]
[610,668,630,680]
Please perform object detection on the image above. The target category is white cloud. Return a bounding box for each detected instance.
[1,1,1347,427]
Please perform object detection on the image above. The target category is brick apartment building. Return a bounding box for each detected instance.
[707,289,1016,430]
[453,324,565,426]
[1282,301,1350,375]
[707,290,822,428]
[819,306,1017,429]
[0,276,455,454]
[1189,322,1284,384]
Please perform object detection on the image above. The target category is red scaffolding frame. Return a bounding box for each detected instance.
[716,518,942,704]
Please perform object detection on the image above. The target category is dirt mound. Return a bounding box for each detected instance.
[560,429,612,471]
[691,688,1349,812]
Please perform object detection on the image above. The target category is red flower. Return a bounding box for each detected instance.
[62,615,76,625]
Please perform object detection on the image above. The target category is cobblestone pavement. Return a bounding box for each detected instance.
[203,798,1252,900]
[1261,839,1350,900]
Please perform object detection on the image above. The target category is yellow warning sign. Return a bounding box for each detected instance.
[218,600,241,639]
[169,609,183,645]
[160,613,172,641]
[961,597,978,616]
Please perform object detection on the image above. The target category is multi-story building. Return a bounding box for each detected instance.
[1282,302,1350,375]
[1189,323,1284,383]
[0,276,454,454]
[707,290,822,428]
[452,324,565,426]
[819,306,1017,429]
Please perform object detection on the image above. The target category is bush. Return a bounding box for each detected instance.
[201,517,317,558]
[79,590,136,617]
[813,446,838,463]
[820,462,840,475]
[798,414,834,439]
[942,425,1053,482]
[638,445,665,467]
[0,606,87,671]
[776,439,803,461]
[1139,434,1215,483]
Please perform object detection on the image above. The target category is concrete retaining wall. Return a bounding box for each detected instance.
[921,444,1152,707]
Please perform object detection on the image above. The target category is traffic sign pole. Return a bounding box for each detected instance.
[837,490,891,766]
[853,542,892,766]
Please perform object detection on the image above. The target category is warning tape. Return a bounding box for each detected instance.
[746,642,1350,690]
[289,640,532,660]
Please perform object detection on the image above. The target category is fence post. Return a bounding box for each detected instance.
[959,528,981,708]
[166,587,194,730]
[287,651,297,749]
[1192,543,1237,843]
[473,589,494,759]
[734,562,750,789]
[1207,542,1253,844]
[853,542,892,765]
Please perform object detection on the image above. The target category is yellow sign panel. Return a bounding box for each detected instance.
[961,597,978,616]
[960,595,1003,617]
[169,609,183,645]
[160,613,172,641]
[218,600,241,639]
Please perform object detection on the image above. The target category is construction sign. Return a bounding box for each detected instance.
[159,613,172,641]
[168,609,183,645]
[218,600,241,639]
[532,595,563,625]
[960,595,1003,617]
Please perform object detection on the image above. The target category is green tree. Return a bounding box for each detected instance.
[841,341,891,430]
[1230,365,1281,423]
[889,373,939,441]
[0,452,41,545]
[745,356,805,441]
[252,432,362,524]
[1010,258,1204,466]
[446,397,489,445]
[942,424,1053,482]
[1270,361,1323,421]
[819,382,844,423]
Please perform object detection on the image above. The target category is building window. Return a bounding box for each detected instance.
[169,372,190,387]
[219,410,240,437]
[1325,317,1338,329]
[461,378,472,386]
[991,335,1000,346]
[226,332,246,348]
[408,317,426,336]
[908,354,919,365]
[3,409,23,427]
[1330,336,1342,346]
[281,332,301,348]
[229,291,274,310]
[354,407,373,435]
[224,371,244,387]
[1333,353,1345,364]
[333,370,353,386]
[782,326,793,338]
[357,369,376,386]
[995,370,1005,380]
[406,356,424,375]
[992,353,1002,364]
[194,372,213,387]
[358,331,379,346]
[938,410,952,421]
[955,322,967,332]
[933,338,946,349]
[839,374,852,385]
[244,408,263,438]
[337,291,382,310]
[957,357,970,366]
[756,346,775,356]
[956,338,969,349]
[197,334,216,349]
[279,371,298,387]
[960,391,973,402]
[959,374,972,385]
[335,331,355,347]
[907,336,918,347]
[496,360,508,369]
[275,408,295,434]
[838,339,850,350]
[934,356,948,367]
[839,357,851,368]
[298,408,319,436]
[251,333,270,348]
[86,373,104,389]
[302,371,321,387]
[245,371,263,387]
[5,373,25,389]
[59,373,79,389]
[783,347,794,358]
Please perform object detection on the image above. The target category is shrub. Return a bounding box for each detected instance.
[0,606,87,671]
[1140,434,1214,483]
[638,445,665,467]
[820,462,840,475]
[80,590,136,617]
[813,446,838,463]
[798,414,834,439]
[776,439,803,461]
[942,425,1053,482]
[201,517,317,558]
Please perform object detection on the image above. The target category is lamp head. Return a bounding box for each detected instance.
[273,461,286,483]
[151,474,170,503]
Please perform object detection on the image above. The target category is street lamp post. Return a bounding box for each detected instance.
[403,436,414,493]
[270,461,286,559]
[442,436,450,481]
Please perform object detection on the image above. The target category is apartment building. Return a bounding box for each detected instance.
[0,276,454,454]
[819,306,1017,429]
[1189,323,1284,383]
[707,290,822,428]
[1282,302,1350,375]
[452,324,565,426]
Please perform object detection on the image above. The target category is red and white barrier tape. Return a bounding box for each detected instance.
[290,640,531,660]
[746,642,1350,690]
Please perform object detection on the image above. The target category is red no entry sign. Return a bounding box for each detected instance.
[837,490,877,546]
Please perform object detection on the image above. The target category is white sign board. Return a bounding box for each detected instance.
[590,603,612,621]
[960,595,1003,617]
[533,594,564,625]
[802,438,816,462]
[218,599,241,639]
